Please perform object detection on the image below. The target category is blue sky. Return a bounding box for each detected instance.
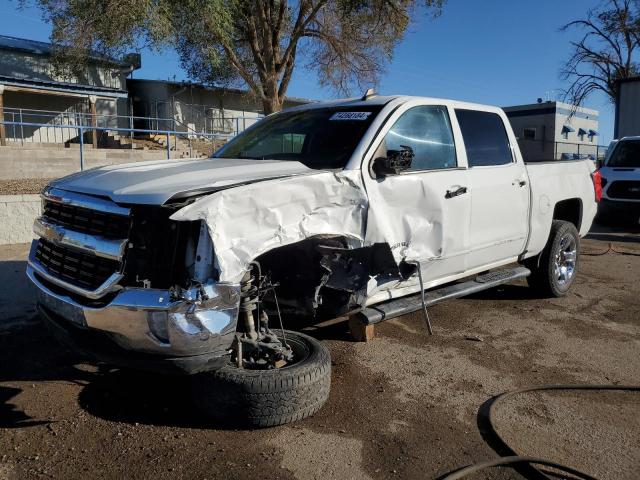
[0,0,615,142]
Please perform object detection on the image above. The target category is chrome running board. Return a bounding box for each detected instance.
[357,266,531,326]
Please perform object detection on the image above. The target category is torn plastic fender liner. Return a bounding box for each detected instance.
[170,170,369,284]
[318,243,400,292]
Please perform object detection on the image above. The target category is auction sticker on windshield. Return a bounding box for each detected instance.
[329,112,372,121]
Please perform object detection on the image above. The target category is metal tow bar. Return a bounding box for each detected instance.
[408,260,433,335]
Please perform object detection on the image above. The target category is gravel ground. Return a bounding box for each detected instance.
[0,179,51,196]
[0,224,639,479]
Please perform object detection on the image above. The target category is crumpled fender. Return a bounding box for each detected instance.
[170,170,368,283]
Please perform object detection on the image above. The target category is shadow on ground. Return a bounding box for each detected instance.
[0,386,48,428]
[0,313,353,431]
[0,259,37,327]
[0,318,220,429]
[0,318,90,427]
[464,283,544,301]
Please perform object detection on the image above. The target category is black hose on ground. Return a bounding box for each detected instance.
[439,384,640,480]
[582,242,640,256]
[440,455,597,480]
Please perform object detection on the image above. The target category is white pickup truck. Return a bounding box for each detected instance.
[27,95,600,427]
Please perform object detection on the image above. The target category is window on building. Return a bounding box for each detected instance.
[381,105,457,171]
[523,127,536,140]
[455,110,513,167]
[561,124,574,140]
[578,128,587,142]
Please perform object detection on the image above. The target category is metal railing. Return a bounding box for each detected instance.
[153,100,263,136]
[516,138,609,162]
[0,119,229,170]
[1,107,260,144]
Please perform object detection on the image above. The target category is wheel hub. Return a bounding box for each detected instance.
[554,233,577,287]
[233,263,295,370]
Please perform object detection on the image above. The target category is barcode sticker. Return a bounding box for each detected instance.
[329,112,372,121]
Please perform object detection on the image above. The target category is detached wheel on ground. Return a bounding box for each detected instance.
[191,330,331,428]
[525,220,580,297]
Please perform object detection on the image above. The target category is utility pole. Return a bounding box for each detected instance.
[89,95,98,149]
[0,85,6,147]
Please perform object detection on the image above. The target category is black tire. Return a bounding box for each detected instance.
[525,220,580,297]
[191,330,331,428]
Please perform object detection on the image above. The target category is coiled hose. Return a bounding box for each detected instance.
[582,242,640,256]
[440,384,640,480]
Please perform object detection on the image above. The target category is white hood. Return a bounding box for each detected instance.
[49,157,316,204]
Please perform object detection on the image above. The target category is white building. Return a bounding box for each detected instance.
[0,35,140,145]
[127,78,310,137]
[504,101,603,161]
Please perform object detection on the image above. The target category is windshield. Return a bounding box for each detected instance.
[607,140,640,168]
[214,106,382,169]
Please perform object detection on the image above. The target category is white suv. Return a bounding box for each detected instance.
[598,137,640,223]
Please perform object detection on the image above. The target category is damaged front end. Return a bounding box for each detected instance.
[254,238,403,320]
[170,170,406,323]
[171,170,415,321]
[28,170,409,374]
[27,187,241,374]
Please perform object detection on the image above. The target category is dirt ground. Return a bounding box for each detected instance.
[0,224,639,479]
[0,179,52,195]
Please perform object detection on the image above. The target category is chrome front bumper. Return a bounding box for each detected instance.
[27,241,240,371]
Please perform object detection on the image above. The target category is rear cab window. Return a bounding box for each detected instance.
[455,110,513,167]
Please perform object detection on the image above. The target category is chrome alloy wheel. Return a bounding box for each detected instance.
[554,233,577,287]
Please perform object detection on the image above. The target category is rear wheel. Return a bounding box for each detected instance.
[191,330,331,428]
[525,220,580,297]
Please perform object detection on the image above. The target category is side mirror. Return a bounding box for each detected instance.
[373,145,414,178]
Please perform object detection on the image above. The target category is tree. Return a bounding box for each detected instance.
[28,0,444,113]
[560,0,640,106]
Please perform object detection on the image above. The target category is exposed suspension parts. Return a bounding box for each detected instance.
[233,262,293,369]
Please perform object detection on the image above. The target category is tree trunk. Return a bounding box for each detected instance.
[262,96,284,115]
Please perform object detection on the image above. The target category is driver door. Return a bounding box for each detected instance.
[363,102,471,287]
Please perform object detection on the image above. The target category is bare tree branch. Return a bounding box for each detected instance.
[560,0,639,106]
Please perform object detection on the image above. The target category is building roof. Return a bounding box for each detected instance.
[0,34,129,67]
[503,101,598,119]
[0,75,128,98]
[126,78,313,105]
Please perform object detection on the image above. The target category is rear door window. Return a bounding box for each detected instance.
[455,110,513,167]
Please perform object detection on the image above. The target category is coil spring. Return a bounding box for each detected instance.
[239,267,259,312]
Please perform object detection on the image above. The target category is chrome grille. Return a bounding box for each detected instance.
[31,187,131,298]
[43,200,131,239]
[34,238,121,291]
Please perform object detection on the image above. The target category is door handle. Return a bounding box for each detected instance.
[514,179,527,187]
[445,186,467,199]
